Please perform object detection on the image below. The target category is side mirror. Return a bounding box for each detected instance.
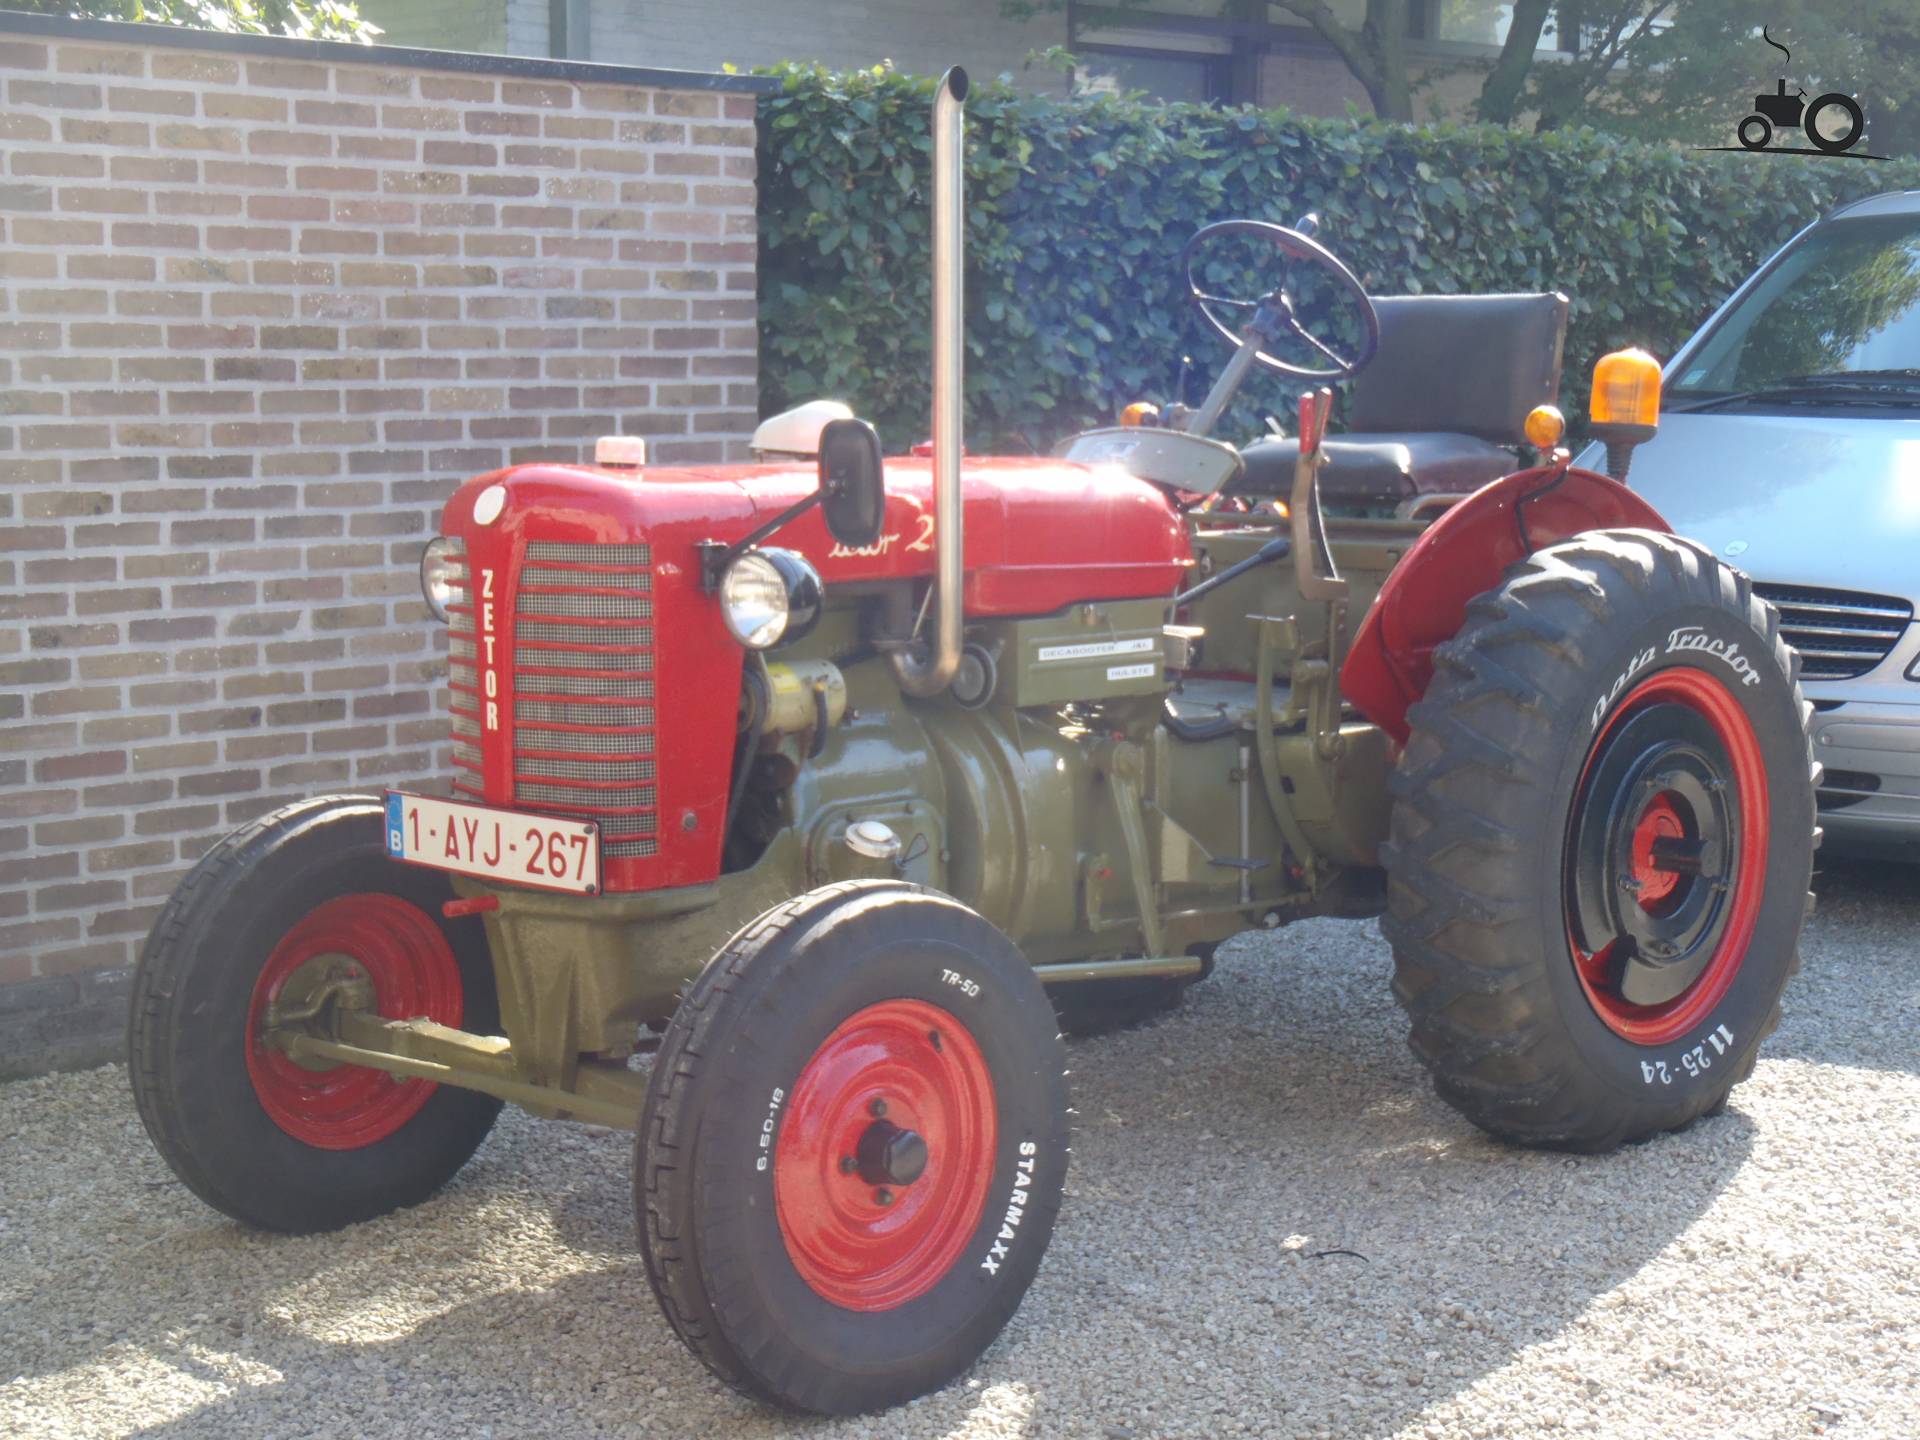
[818,417,886,548]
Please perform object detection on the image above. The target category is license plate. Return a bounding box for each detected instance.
[385,791,601,895]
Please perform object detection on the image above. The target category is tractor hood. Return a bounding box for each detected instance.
[442,454,1192,617]
[1590,412,1920,600]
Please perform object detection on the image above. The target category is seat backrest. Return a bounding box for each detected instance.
[1348,292,1568,444]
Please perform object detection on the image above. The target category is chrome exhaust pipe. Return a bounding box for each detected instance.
[890,65,968,699]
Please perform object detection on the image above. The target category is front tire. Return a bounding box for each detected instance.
[1382,531,1816,1151]
[129,796,503,1232]
[637,882,1070,1414]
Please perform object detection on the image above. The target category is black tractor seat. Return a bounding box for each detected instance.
[1227,291,1568,507]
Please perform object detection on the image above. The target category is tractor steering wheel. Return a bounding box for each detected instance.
[1181,219,1381,383]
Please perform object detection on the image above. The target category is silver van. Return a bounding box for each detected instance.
[1581,190,1920,853]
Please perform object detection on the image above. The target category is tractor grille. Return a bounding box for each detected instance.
[442,538,485,802]
[510,540,659,858]
[1753,582,1913,681]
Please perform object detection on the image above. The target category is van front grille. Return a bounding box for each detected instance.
[1754,582,1912,681]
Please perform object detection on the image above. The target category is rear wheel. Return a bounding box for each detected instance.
[637,882,1070,1414]
[1804,92,1865,153]
[1382,530,1816,1151]
[129,796,503,1232]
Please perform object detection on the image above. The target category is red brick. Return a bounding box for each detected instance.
[110,221,197,249]
[32,751,125,783]
[422,141,496,167]
[10,78,102,109]
[296,99,378,128]
[246,60,328,90]
[156,123,243,153]
[151,53,238,84]
[106,85,195,116]
[421,76,493,102]
[203,91,285,123]
[0,41,50,70]
[294,165,379,191]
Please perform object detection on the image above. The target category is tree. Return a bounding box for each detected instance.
[14,0,379,43]
[1266,0,1413,121]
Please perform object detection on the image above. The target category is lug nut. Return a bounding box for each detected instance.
[869,1098,887,1118]
[874,1188,894,1206]
[927,1029,942,1051]
[839,1156,856,1175]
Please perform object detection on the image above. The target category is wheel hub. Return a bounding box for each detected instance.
[1570,704,1738,1007]
[245,893,463,1150]
[854,1118,930,1188]
[262,951,375,1071]
[1564,667,1769,1045]
[774,998,996,1312]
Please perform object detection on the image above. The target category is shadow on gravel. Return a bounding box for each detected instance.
[10,913,1780,1440]
[999,924,1764,1439]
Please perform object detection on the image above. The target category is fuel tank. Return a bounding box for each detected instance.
[442,454,1192,618]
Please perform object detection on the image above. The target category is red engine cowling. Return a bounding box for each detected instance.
[438,455,1190,893]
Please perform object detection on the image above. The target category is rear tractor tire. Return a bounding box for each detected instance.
[129,796,504,1232]
[1382,530,1816,1151]
[637,882,1071,1414]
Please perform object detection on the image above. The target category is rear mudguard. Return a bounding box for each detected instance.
[1341,463,1669,745]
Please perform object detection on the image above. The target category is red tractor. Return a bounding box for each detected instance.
[129,70,1816,1414]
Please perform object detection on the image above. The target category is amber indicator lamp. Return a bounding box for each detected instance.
[1588,347,1661,480]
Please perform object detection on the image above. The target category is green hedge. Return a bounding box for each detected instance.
[756,62,1920,450]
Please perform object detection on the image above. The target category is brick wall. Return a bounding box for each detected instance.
[0,14,773,1076]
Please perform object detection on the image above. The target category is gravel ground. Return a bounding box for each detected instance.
[2,860,1916,1440]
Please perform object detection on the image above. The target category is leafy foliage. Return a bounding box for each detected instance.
[14,0,379,42]
[757,63,1920,450]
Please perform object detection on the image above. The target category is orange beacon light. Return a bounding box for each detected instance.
[1588,347,1661,480]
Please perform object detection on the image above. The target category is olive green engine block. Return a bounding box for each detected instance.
[456,516,1414,1108]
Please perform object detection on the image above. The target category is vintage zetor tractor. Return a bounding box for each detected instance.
[130,69,1817,1414]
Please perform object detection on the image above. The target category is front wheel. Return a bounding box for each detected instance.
[1382,531,1816,1151]
[636,882,1070,1414]
[129,796,503,1232]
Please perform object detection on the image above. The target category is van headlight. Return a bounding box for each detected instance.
[419,537,463,623]
[720,548,822,650]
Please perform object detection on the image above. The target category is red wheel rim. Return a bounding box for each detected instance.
[245,893,464,1150]
[1566,667,1769,1045]
[774,999,997,1312]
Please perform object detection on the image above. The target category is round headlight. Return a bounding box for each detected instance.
[419,536,463,623]
[720,548,822,650]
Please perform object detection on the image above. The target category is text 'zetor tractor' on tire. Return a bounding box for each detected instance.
[129,69,1817,1415]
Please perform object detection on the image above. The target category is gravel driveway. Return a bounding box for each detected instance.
[3,860,1915,1440]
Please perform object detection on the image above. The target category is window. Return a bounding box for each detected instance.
[1432,0,1566,51]
[1069,0,1235,103]
[1074,47,1230,102]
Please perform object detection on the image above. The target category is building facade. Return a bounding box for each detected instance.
[358,0,1567,121]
